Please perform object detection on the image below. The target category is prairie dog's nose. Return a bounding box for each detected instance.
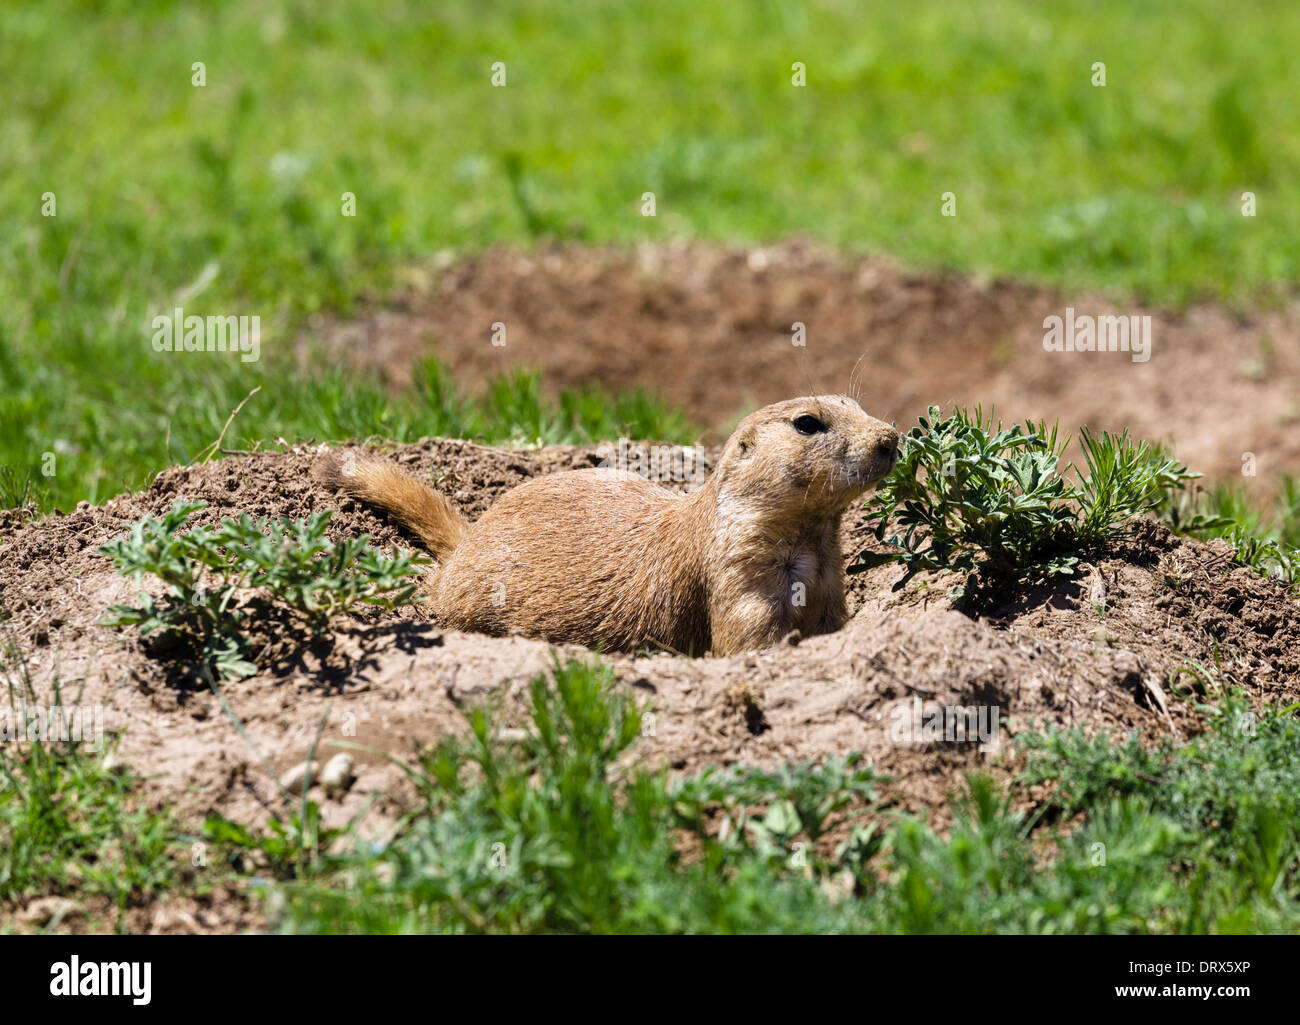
[875,428,900,463]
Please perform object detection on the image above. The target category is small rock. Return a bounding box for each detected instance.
[320,753,355,796]
[150,905,200,934]
[821,869,858,904]
[496,728,529,745]
[22,897,79,926]
[280,760,317,795]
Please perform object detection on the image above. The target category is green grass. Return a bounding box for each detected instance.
[0,355,696,513]
[0,631,180,931]
[205,659,876,933]
[198,658,1300,935]
[5,0,1300,508]
[0,743,178,931]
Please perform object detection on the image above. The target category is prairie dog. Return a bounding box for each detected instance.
[319,395,899,655]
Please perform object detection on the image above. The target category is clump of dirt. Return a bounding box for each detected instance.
[2,438,1298,931]
[307,241,1300,490]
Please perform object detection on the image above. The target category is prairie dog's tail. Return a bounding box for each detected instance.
[317,453,468,560]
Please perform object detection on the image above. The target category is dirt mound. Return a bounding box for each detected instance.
[3,437,1297,886]
[309,241,1300,489]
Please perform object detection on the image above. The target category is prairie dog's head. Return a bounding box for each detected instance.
[713,395,899,518]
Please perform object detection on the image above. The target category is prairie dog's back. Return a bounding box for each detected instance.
[435,468,711,652]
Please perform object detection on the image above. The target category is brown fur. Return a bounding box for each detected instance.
[317,453,467,560]
[318,395,899,655]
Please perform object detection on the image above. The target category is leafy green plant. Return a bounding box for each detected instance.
[853,407,1198,597]
[1075,427,1200,541]
[671,755,880,871]
[1015,690,1300,932]
[1218,526,1298,589]
[202,804,341,882]
[1160,476,1300,591]
[98,499,428,680]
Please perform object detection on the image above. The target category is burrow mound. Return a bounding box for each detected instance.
[2,438,1298,846]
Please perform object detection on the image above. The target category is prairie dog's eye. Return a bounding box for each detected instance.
[792,414,828,436]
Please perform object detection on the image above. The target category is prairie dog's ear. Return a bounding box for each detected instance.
[714,424,758,491]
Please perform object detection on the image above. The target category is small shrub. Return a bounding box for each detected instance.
[671,756,880,870]
[852,406,1198,598]
[98,499,428,680]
